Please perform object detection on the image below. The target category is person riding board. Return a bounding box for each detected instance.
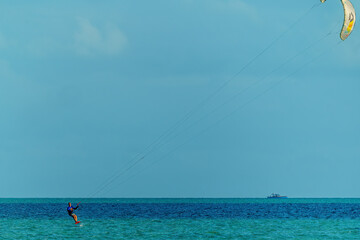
[67,202,80,224]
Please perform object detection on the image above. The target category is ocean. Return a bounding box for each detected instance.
[1,198,360,239]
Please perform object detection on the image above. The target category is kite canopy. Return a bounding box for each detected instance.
[321,0,356,40]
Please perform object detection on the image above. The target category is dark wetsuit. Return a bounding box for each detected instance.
[67,205,78,216]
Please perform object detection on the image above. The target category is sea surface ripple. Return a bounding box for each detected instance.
[1,198,360,239]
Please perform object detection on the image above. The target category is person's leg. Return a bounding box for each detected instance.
[72,214,78,223]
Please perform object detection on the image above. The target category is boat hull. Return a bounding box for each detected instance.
[267,196,288,199]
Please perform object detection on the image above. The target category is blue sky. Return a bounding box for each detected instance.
[0,0,359,198]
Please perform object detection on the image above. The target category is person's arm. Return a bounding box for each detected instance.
[73,205,79,210]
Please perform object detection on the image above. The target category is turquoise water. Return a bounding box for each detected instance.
[3,218,360,239]
[2,198,360,239]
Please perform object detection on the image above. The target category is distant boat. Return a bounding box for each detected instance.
[267,193,288,199]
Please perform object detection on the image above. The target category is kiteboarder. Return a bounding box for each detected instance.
[67,202,80,224]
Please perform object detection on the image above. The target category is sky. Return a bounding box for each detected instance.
[0,0,359,198]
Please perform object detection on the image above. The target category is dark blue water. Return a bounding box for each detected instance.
[1,202,360,219]
[2,199,360,239]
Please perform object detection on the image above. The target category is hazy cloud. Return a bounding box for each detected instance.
[74,18,127,56]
